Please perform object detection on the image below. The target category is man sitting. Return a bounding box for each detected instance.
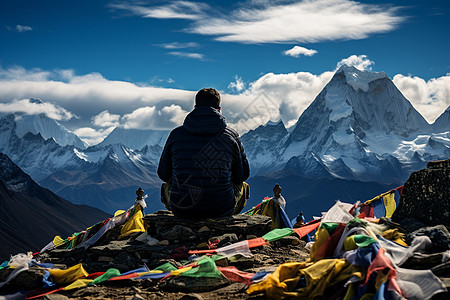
[157,88,250,219]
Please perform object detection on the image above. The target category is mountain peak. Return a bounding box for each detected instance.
[264,119,284,127]
[335,65,388,92]
[0,153,32,192]
[29,98,43,104]
[9,113,88,149]
[99,127,170,150]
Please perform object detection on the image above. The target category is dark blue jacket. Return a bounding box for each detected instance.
[157,106,250,218]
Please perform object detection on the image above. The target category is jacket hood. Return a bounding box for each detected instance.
[183,106,227,136]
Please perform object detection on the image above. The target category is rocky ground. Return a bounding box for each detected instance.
[0,213,310,300]
[1,159,450,299]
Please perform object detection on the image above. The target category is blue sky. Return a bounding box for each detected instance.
[0,0,449,144]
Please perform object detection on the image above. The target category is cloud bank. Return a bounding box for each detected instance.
[393,74,450,123]
[112,0,405,44]
[0,99,75,121]
[0,56,448,144]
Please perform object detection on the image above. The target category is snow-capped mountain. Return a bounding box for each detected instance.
[0,115,162,212]
[0,108,88,149]
[240,119,289,174]
[432,106,450,133]
[98,127,169,150]
[242,66,450,184]
[39,143,162,212]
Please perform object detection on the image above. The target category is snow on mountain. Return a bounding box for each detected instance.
[0,115,161,212]
[242,65,448,184]
[241,119,289,174]
[0,107,88,149]
[98,127,169,150]
[39,143,161,213]
[432,106,450,134]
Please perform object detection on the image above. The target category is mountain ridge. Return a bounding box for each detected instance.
[241,66,449,185]
[0,153,109,260]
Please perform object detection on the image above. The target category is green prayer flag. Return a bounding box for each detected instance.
[262,228,294,242]
[181,257,224,278]
[321,223,340,234]
[91,268,121,285]
[154,262,177,272]
[353,234,377,248]
[210,254,226,261]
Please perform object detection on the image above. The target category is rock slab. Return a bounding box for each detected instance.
[393,159,450,228]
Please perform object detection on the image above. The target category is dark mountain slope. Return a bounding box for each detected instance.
[0,153,109,260]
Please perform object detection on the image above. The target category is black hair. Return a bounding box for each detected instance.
[195,88,221,109]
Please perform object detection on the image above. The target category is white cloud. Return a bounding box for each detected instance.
[74,126,115,145]
[121,105,188,130]
[92,110,120,127]
[0,65,195,121]
[0,98,75,121]
[156,42,199,49]
[1,56,449,135]
[0,66,50,81]
[336,54,374,71]
[228,75,245,92]
[110,1,208,20]
[168,51,204,60]
[393,74,450,123]
[113,0,404,44]
[225,71,334,131]
[283,46,318,57]
[7,25,32,32]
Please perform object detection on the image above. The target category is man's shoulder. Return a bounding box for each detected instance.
[164,126,188,144]
[223,126,240,140]
[168,125,187,137]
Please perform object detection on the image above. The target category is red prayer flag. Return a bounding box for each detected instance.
[248,238,266,248]
[293,221,321,238]
[218,266,255,285]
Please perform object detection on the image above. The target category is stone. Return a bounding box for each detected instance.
[211,233,238,247]
[114,252,141,269]
[90,240,131,255]
[198,226,210,233]
[43,294,69,300]
[158,240,170,246]
[228,255,255,269]
[215,283,247,295]
[144,211,272,239]
[214,257,229,267]
[161,225,197,241]
[159,276,230,293]
[179,293,204,300]
[98,256,114,262]
[392,159,450,228]
[0,267,46,293]
[277,235,301,246]
[130,294,145,300]
[72,286,104,297]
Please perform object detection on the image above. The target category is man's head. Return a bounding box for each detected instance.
[195,88,221,110]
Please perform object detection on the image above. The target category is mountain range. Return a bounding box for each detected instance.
[243,66,449,183]
[0,113,163,213]
[0,66,448,218]
[0,153,109,260]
